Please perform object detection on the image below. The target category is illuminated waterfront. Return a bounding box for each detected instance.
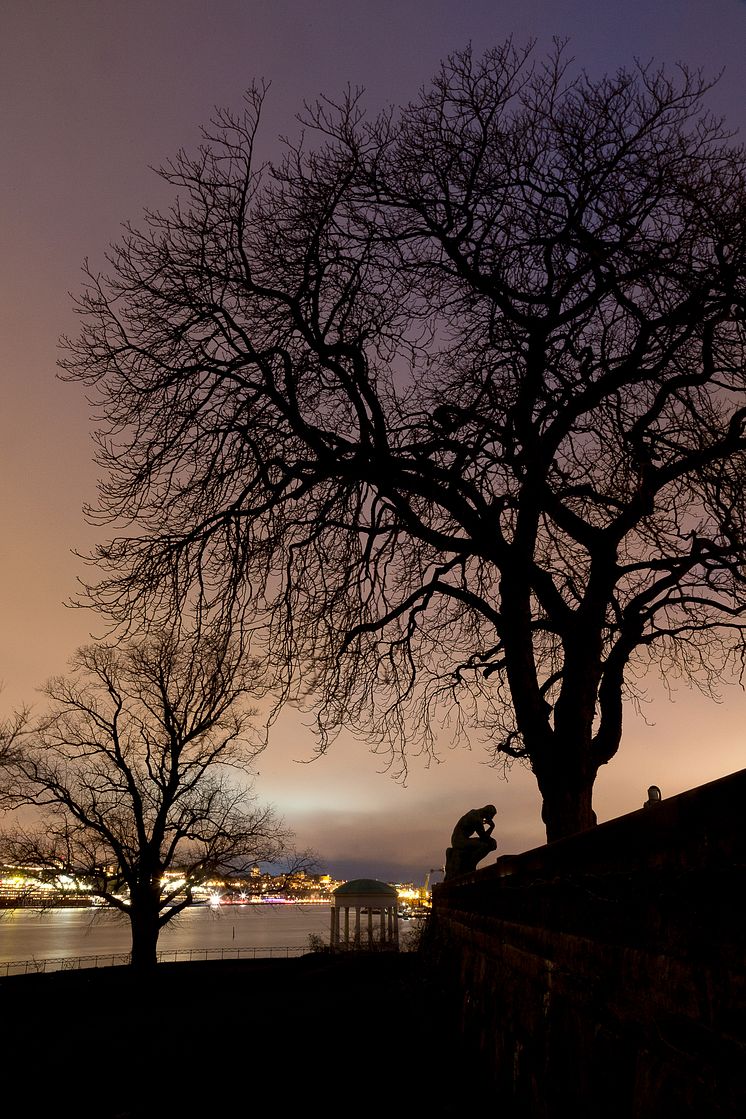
[0,902,334,966]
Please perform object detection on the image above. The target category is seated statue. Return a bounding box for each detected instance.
[444,804,497,881]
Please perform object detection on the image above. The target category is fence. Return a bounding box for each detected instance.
[0,944,309,977]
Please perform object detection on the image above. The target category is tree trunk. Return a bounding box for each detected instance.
[535,641,606,843]
[537,768,597,844]
[129,909,160,971]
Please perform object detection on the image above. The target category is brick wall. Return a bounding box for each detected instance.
[427,768,746,1117]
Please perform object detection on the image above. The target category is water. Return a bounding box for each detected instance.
[0,903,333,967]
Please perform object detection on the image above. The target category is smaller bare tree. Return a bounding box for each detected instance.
[0,631,300,969]
[0,706,26,771]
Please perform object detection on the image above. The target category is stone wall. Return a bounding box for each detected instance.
[427,768,746,1117]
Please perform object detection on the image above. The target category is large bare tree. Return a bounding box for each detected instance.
[61,42,746,841]
[1,632,297,969]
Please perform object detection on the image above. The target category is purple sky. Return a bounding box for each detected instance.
[1,1,745,882]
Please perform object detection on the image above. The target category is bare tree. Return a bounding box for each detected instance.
[0,707,26,771]
[60,42,746,841]
[0,632,299,968]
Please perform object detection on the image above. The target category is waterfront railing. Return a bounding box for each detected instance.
[0,944,310,977]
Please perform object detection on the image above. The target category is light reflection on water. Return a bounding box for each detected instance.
[0,904,333,964]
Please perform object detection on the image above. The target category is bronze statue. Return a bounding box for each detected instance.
[643,785,662,808]
[444,804,497,880]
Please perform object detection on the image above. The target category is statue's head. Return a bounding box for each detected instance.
[481,804,497,818]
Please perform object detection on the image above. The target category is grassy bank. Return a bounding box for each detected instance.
[0,951,490,1116]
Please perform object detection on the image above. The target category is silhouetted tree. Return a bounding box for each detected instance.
[0,631,298,968]
[61,42,746,841]
[0,708,25,769]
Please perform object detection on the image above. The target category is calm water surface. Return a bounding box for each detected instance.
[0,903,334,965]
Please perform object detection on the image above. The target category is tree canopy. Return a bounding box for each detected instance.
[61,41,746,840]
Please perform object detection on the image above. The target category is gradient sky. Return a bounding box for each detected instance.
[1,1,745,882]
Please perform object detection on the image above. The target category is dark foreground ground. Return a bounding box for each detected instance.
[0,951,493,1117]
